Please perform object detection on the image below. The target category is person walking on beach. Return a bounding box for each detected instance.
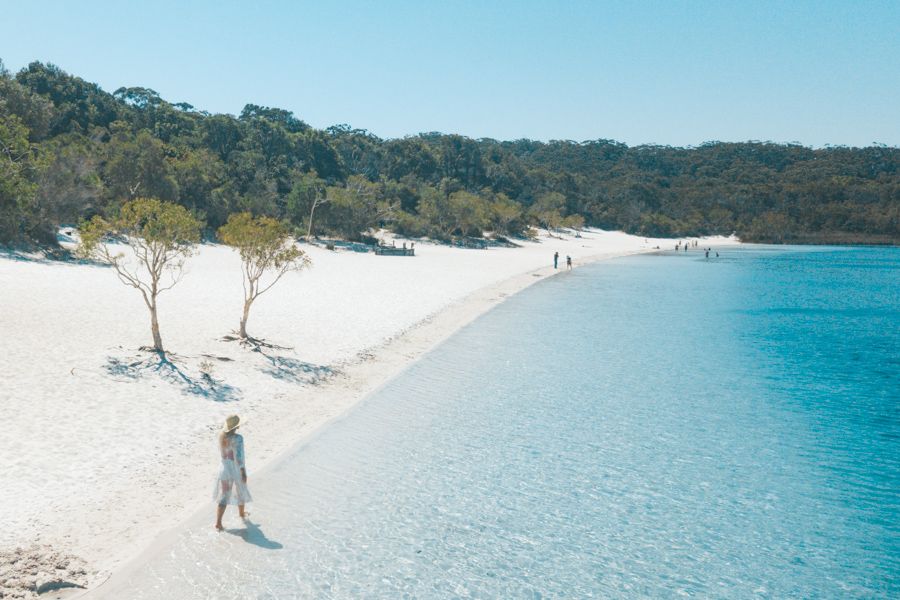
[214,414,252,530]
[566,255,572,270]
[554,251,559,269]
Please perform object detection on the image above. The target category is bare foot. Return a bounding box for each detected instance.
[215,523,224,531]
[239,512,250,520]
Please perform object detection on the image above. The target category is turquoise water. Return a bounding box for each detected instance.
[105,246,899,598]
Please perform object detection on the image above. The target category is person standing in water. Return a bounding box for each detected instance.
[214,414,252,530]
[554,251,559,269]
[566,255,572,270]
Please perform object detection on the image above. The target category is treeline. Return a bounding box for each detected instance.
[1,60,898,248]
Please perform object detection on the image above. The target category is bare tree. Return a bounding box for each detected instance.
[78,198,201,353]
[306,190,329,242]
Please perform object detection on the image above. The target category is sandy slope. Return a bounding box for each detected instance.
[0,229,737,596]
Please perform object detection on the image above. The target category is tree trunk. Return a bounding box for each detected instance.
[239,298,252,339]
[307,198,320,242]
[150,302,164,352]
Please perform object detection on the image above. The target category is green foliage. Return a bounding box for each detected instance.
[77,197,201,352]
[0,113,39,243]
[217,212,310,338]
[0,61,897,248]
[33,139,103,239]
[489,193,525,237]
[218,212,306,271]
[446,191,490,237]
[322,175,395,240]
[104,129,179,205]
[78,197,201,258]
[15,62,122,136]
[530,192,566,234]
[563,213,585,232]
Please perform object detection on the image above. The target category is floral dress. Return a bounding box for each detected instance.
[213,433,252,505]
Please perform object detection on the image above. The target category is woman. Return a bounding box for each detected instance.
[214,414,252,530]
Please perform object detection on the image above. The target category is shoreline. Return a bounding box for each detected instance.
[82,246,659,597]
[1,230,740,599]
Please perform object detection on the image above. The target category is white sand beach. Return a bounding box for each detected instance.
[0,229,738,597]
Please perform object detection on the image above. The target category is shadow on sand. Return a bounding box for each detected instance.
[105,351,241,402]
[256,349,334,385]
[0,247,98,265]
[222,334,335,385]
[225,520,283,550]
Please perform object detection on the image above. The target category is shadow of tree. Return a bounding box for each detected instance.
[254,347,334,385]
[225,520,283,550]
[222,333,334,385]
[0,248,99,265]
[105,352,241,402]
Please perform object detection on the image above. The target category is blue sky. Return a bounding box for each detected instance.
[1,0,898,147]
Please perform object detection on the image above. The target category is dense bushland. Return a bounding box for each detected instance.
[1,60,897,248]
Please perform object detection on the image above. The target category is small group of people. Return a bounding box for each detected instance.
[553,251,572,270]
[674,240,720,259]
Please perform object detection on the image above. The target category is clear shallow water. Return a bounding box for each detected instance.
[107,246,899,598]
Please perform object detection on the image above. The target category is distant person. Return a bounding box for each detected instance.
[214,415,251,530]
[566,255,572,270]
[554,251,559,269]
[716,251,719,257]
[705,250,709,258]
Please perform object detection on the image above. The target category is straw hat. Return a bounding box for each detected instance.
[222,414,242,433]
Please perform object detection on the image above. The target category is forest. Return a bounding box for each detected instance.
[1,60,898,249]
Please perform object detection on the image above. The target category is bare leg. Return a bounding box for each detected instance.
[215,504,226,530]
[239,504,247,519]
[215,481,229,530]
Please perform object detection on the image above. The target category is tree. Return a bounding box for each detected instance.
[446,190,490,237]
[0,66,54,142]
[6,60,900,248]
[15,61,122,136]
[530,192,566,236]
[323,175,395,240]
[284,171,328,239]
[490,193,523,237]
[78,198,201,352]
[563,213,585,235]
[0,114,38,244]
[104,130,179,204]
[33,141,103,243]
[218,212,310,340]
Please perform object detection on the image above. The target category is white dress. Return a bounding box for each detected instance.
[213,433,252,505]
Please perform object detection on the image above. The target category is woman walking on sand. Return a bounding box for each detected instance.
[214,414,252,530]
